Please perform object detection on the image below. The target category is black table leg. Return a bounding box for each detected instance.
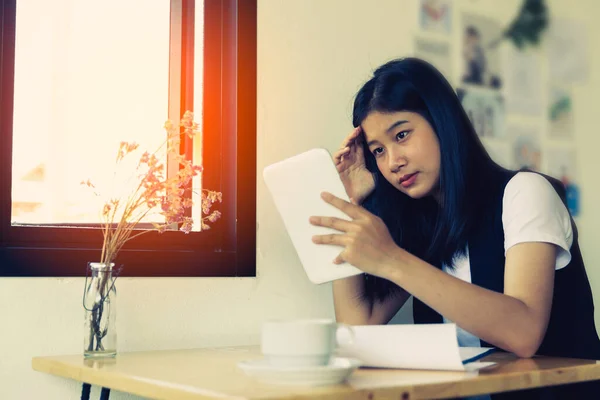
[81,383,91,400]
[81,383,110,400]
[100,387,111,400]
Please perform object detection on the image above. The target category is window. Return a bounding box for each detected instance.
[0,0,257,277]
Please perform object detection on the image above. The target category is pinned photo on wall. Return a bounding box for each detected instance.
[420,0,452,34]
[547,19,588,84]
[549,86,574,139]
[461,13,504,89]
[414,36,452,81]
[457,88,504,139]
[546,148,580,217]
[510,125,541,172]
[546,148,577,184]
[504,47,543,116]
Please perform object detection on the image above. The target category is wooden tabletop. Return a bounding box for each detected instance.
[32,346,600,400]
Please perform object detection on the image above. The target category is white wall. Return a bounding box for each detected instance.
[1,1,599,398]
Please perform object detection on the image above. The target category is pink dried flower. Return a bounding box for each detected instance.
[80,179,95,188]
[152,223,167,234]
[116,141,139,161]
[92,111,222,265]
[202,201,211,215]
[140,151,150,164]
[179,217,193,234]
[181,111,194,129]
[181,111,200,139]
[127,143,139,152]
[207,210,222,223]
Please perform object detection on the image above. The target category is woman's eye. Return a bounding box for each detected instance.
[372,147,383,156]
[396,130,410,141]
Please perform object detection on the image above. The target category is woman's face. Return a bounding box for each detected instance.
[362,110,441,200]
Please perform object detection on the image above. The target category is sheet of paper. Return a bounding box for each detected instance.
[547,19,588,83]
[504,47,543,116]
[336,324,496,371]
[414,36,452,82]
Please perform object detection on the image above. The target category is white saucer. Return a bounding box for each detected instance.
[237,356,361,386]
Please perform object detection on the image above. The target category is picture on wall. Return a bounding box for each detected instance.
[414,36,452,81]
[457,88,504,139]
[504,47,543,116]
[510,125,542,172]
[419,0,452,34]
[461,13,503,89]
[545,147,580,217]
[548,19,588,83]
[549,86,574,139]
[546,148,577,185]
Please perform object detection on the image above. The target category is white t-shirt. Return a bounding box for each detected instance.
[442,172,573,347]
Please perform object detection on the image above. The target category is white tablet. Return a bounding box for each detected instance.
[263,148,364,284]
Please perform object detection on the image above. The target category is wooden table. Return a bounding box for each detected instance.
[32,346,600,399]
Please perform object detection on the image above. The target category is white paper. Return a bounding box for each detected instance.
[548,86,574,139]
[414,36,453,82]
[461,13,504,89]
[457,87,504,139]
[509,124,542,171]
[419,0,452,34]
[545,147,577,185]
[504,47,543,116]
[547,20,588,83]
[336,324,496,371]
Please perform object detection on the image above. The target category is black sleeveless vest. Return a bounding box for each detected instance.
[412,170,600,398]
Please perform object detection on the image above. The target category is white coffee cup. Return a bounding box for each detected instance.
[261,318,355,367]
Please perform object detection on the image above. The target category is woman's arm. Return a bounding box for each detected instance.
[382,242,555,358]
[333,275,411,325]
[311,192,556,358]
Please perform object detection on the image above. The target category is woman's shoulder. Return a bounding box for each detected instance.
[501,172,574,265]
[502,171,570,221]
[505,171,562,198]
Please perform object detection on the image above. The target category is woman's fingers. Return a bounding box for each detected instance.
[319,192,364,220]
[333,127,363,165]
[333,253,345,264]
[309,215,353,232]
[311,233,346,246]
[340,126,361,148]
[333,146,351,164]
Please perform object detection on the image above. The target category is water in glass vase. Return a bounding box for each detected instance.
[83,262,117,358]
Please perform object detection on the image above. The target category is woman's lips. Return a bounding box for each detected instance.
[400,173,418,188]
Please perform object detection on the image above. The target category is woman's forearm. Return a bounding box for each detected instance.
[332,276,372,324]
[382,250,548,357]
[333,275,410,325]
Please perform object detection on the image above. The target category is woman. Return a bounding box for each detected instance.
[309,58,600,399]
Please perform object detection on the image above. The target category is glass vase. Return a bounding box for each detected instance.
[83,262,117,358]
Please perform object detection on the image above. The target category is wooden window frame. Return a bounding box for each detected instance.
[0,0,257,277]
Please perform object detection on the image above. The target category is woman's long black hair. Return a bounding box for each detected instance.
[352,57,509,301]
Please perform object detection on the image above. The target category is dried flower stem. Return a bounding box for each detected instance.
[83,112,222,355]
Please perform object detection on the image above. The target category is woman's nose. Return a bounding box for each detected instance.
[387,147,406,173]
